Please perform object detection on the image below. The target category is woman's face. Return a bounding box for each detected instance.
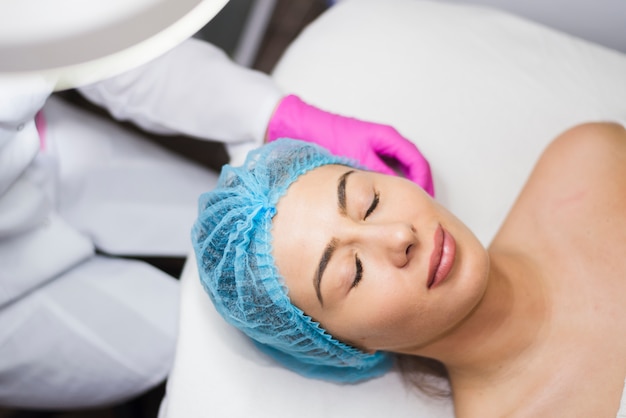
[271,165,489,356]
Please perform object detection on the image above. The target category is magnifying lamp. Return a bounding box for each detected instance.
[0,0,229,90]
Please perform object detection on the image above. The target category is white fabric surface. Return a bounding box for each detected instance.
[619,380,626,418]
[161,1,626,417]
[0,36,282,408]
[78,38,282,168]
[0,256,179,409]
[42,38,281,257]
[45,95,219,256]
[0,90,188,408]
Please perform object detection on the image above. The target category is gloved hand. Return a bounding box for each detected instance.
[266,95,434,196]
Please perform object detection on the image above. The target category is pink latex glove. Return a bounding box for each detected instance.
[266,95,434,196]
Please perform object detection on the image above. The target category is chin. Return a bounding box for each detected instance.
[448,232,490,303]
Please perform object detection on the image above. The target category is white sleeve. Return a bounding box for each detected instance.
[0,77,53,198]
[77,38,283,164]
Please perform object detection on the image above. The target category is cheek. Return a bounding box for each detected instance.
[337,282,426,345]
[366,285,420,323]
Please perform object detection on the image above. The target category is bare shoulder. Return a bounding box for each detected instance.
[492,121,626,248]
[539,121,626,179]
[516,121,625,207]
[489,122,626,418]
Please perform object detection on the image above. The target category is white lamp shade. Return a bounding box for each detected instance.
[0,0,229,90]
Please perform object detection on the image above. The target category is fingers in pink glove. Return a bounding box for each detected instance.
[367,125,435,196]
[267,94,434,196]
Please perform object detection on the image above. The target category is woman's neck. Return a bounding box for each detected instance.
[430,249,551,386]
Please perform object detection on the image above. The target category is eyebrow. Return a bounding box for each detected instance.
[313,170,355,305]
[337,170,354,216]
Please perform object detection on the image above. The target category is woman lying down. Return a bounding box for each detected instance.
[192,122,626,417]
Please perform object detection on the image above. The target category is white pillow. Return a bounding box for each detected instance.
[160,1,626,417]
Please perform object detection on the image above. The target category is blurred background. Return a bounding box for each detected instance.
[195,0,331,73]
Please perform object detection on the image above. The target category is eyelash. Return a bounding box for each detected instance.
[352,191,379,289]
[364,191,379,220]
[352,255,363,288]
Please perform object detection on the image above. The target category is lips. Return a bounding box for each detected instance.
[427,224,457,289]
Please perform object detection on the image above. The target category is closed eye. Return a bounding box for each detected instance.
[352,255,363,288]
[364,192,379,220]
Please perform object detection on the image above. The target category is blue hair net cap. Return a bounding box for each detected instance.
[192,138,393,383]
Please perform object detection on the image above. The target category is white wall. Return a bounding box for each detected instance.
[427,0,626,53]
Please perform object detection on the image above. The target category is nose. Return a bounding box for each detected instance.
[361,222,416,267]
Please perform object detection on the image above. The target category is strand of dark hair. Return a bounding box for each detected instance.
[395,354,452,399]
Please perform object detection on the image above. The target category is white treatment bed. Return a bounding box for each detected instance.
[159,1,626,417]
